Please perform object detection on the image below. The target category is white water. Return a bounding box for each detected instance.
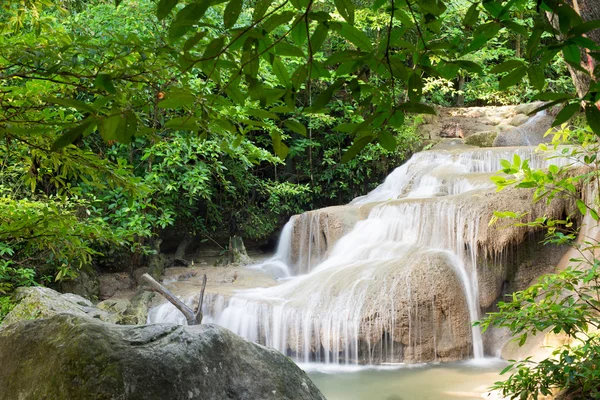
[149,146,570,365]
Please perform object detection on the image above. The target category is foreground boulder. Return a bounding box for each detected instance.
[0,314,325,400]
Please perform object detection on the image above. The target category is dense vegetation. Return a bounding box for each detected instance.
[2,0,600,397]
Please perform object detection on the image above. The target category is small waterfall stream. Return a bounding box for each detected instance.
[148,146,569,365]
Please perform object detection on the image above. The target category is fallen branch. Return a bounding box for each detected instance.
[141,273,207,325]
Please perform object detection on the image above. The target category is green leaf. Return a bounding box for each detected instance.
[272,57,291,87]
[247,109,279,120]
[463,3,479,28]
[563,44,581,65]
[168,1,211,42]
[203,37,225,60]
[43,97,95,113]
[585,105,600,136]
[482,0,503,18]
[340,22,373,51]
[552,103,580,127]
[253,0,271,22]
[499,66,527,90]
[342,135,373,163]
[275,42,305,57]
[157,91,196,108]
[532,92,573,101]
[224,0,243,28]
[397,102,436,114]
[569,20,600,36]
[183,30,207,52]
[334,0,355,24]
[98,113,121,141]
[326,50,368,65]
[502,21,527,36]
[51,118,96,151]
[489,60,524,74]
[527,66,545,91]
[283,119,307,136]
[263,11,295,32]
[94,73,116,94]
[165,117,198,130]
[577,199,587,216]
[378,130,396,151]
[157,0,179,20]
[271,131,289,159]
[291,19,308,46]
[116,111,138,143]
[456,60,483,75]
[310,23,329,53]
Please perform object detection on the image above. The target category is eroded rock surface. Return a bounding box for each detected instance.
[0,314,326,400]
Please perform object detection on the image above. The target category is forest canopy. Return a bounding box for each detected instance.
[0,0,598,293]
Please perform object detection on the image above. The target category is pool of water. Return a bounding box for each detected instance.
[304,358,506,400]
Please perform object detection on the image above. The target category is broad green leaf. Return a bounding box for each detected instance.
[489,60,523,74]
[183,30,207,52]
[378,130,396,151]
[503,21,527,36]
[157,0,179,20]
[397,102,436,114]
[263,11,295,32]
[98,113,121,141]
[275,42,305,57]
[224,0,243,28]
[553,103,580,127]
[94,73,116,94]
[157,91,196,108]
[310,23,329,53]
[342,135,374,163]
[456,60,483,75]
[44,97,95,113]
[283,119,307,136]
[326,50,368,65]
[563,44,581,65]
[51,118,96,151]
[203,37,225,60]
[247,109,279,120]
[569,20,600,36]
[271,131,289,159]
[253,0,271,22]
[165,117,198,130]
[499,66,527,90]
[272,57,291,87]
[532,92,573,101]
[334,0,355,24]
[117,111,138,143]
[408,72,423,101]
[482,0,503,18]
[463,3,479,28]
[334,123,360,132]
[339,22,373,51]
[168,1,211,42]
[577,199,587,216]
[527,66,545,91]
[586,104,600,136]
[291,19,308,46]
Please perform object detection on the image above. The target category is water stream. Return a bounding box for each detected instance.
[149,146,568,366]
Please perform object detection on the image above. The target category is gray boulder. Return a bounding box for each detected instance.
[0,314,325,400]
[2,286,117,325]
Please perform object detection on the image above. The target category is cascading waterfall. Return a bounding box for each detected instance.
[148,145,571,365]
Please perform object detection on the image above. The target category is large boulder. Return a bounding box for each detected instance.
[2,286,117,325]
[0,314,326,400]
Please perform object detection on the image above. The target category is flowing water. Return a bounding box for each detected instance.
[149,146,570,366]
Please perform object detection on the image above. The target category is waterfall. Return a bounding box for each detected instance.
[149,145,571,365]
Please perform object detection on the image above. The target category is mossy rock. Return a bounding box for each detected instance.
[0,314,326,400]
[464,131,498,147]
[1,287,117,327]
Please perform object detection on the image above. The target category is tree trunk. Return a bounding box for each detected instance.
[456,76,465,106]
[554,0,600,97]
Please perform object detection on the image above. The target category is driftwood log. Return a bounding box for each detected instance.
[141,273,207,325]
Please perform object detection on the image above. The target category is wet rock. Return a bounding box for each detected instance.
[97,290,153,325]
[2,287,117,326]
[493,114,554,147]
[464,131,497,147]
[99,272,132,300]
[0,314,326,400]
[59,269,100,301]
[508,114,530,126]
